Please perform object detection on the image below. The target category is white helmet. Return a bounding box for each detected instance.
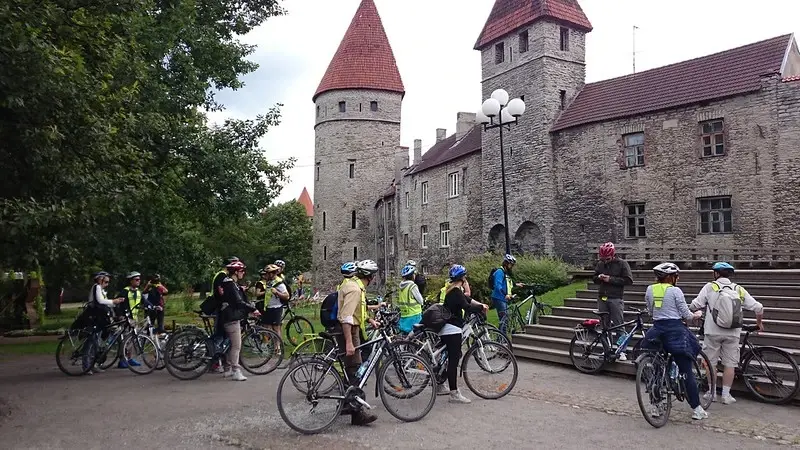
[406,260,417,267]
[356,259,379,276]
[653,262,680,278]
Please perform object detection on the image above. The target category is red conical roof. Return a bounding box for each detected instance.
[475,0,592,50]
[298,187,313,217]
[313,0,404,101]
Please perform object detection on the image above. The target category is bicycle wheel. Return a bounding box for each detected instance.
[277,358,345,435]
[164,328,213,380]
[568,328,606,374]
[240,328,283,375]
[285,316,315,347]
[469,324,512,350]
[56,329,93,376]
[462,341,518,399]
[695,351,716,410]
[122,334,160,375]
[532,303,553,324]
[378,352,436,422]
[98,334,122,370]
[635,354,671,428]
[155,334,168,370]
[742,347,800,404]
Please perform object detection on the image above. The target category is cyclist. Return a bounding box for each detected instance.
[337,261,357,290]
[337,259,381,426]
[642,262,707,420]
[396,264,424,333]
[593,242,633,359]
[219,260,258,381]
[492,254,517,335]
[260,264,289,351]
[406,259,427,296]
[83,271,124,374]
[115,271,144,369]
[210,257,239,373]
[690,262,764,405]
[142,274,168,333]
[254,268,269,315]
[440,264,488,403]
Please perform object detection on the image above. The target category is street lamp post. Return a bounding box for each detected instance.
[477,89,526,255]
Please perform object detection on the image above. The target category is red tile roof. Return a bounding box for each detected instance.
[552,35,791,132]
[784,75,800,82]
[475,0,592,50]
[297,187,313,217]
[313,0,404,101]
[406,126,482,175]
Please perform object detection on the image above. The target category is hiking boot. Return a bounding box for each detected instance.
[449,389,471,404]
[351,410,377,426]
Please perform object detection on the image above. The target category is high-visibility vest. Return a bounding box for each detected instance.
[439,281,451,302]
[651,283,672,308]
[212,270,226,297]
[337,276,354,291]
[397,284,422,318]
[123,287,141,319]
[354,277,367,331]
[255,280,267,301]
[710,282,744,299]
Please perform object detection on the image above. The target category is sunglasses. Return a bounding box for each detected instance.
[132,278,140,281]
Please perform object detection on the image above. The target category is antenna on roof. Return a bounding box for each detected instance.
[633,25,639,74]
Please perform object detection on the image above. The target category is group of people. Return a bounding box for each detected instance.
[593,242,764,421]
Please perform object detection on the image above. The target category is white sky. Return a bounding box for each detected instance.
[207,0,800,204]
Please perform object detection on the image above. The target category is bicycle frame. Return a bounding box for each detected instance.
[578,311,645,360]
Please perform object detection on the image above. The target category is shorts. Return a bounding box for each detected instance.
[398,314,422,333]
[703,334,740,368]
[262,307,283,326]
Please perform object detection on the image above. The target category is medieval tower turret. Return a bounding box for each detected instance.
[312,0,404,288]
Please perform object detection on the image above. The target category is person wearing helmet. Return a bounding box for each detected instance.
[338,262,357,290]
[396,265,424,334]
[208,257,239,373]
[337,259,380,426]
[142,274,168,333]
[116,271,145,369]
[593,242,633,359]
[690,262,763,405]
[219,260,258,381]
[260,264,290,350]
[254,268,270,314]
[440,264,489,403]
[491,254,518,335]
[83,271,125,374]
[406,259,427,296]
[642,262,707,421]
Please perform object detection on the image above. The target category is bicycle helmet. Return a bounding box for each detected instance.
[93,271,110,280]
[226,261,246,271]
[653,262,680,278]
[449,264,467,281]
[274,260,286,268]
[126,271,141,279]
[340,262,357,276]
[225,256,240,265]
[401,264,416,278]
[258,268,267,275]
[264,264,280,273]
[356,259,379,276]
[712,262,735,273]
[503,254,517,264]
[406,260,417,267]
[598,242,616,259]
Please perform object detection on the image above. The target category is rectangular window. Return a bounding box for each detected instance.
[623,132,645,168]
[422,265,429,275]
[359,103,362,112]
[348,162,355,178]
[322,211,326,231]
[701,119,725,157]
[389,236,394,255]
[519,30,529,53]
[353,246,358,259]
[387,201,392,220]
[370,101,378,111]
[421,225,428,249]
[323,245,327,260]
[698,196,732,234]
[559,90,566,110]
[560,27,570,51]
[421,181,429,204]
[338,101,346,113]
[316,106,320,118]
[440,222,450,248]
[316,165,320,181]
[351,210,356,229]
[448,172,460,198]
[405,192,410,209]
[625,203,646,238]
[403,233,409,249]
[495,42,505,64]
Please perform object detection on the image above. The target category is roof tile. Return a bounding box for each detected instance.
[475,0,592,50]
[407,126,482,175]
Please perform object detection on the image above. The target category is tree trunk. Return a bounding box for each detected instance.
[43,267,62,315]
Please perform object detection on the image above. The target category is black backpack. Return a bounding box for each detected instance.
[319,292,339,328]
[488,267,501,292]
[421,303,452,331]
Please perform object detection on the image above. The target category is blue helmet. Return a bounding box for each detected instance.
[340,262,357,276]
[712,262,735,272]
[401,265,416,278]
[449,264,467,281]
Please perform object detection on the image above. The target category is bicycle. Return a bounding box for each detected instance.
[276,323,437,435]
[500,283,553,336]
[277,302,315,347]
[635,339,716,428]
[134,304,170,370]
[569,308,650,373]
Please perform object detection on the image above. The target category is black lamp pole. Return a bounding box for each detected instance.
[483,105,517,256]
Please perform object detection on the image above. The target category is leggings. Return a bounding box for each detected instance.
[439,333,462,391]
[675,354,700,408]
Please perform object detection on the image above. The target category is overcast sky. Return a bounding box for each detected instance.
[207,0,800,204]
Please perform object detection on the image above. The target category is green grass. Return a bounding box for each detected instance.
[485,281,586,326]
[0,340,59,357]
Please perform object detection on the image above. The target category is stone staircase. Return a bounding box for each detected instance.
[512,269,800,401]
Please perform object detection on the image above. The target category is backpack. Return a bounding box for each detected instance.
[708,281,745,329]
[200,295,219,315]
[488,267,501,292]
[319,292,339,328]
[421,303,452,331]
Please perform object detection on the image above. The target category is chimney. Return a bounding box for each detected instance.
[395,146,408,181]
[436,128,447,142]
[456,112,477,141]
[413,139,422,164]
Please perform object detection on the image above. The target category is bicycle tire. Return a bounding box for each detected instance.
[285,316,315,347]
[378,352,436,422]
[462,341,518,399]
[277,358,345,435]
[533,303,553,324]
[568,330,606,374]
[240,328,283,375]
[472,324,512,350]
[164,328,213,381]
[122,334,159,375]
[695,350,716,410]
[636,354,671,428]
[98,336,122,370]
[55,330,93,376]
[742,346,800,404]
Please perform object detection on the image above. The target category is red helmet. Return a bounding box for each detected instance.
[598,242,616,259]
[226,261,246,271]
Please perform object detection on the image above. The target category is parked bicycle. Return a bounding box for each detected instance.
[278,302,315,346]
[569,308,649,373]
[500,283,553,337]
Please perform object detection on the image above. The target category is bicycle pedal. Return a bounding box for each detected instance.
[354,396,373,410]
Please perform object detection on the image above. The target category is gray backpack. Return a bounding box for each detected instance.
[708,281,744,329]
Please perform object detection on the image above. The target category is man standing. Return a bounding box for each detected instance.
[142,274,168,333]
[593,242,633,360]
[690,262,763,405]
[116,271,144,369]
[491,254,517,335]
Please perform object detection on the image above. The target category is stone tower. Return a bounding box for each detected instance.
[474,0,592,255]
[312,0,404,289]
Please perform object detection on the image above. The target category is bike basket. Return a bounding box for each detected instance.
[581,319,600,328]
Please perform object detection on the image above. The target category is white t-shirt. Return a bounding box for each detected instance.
[267,282,289,308]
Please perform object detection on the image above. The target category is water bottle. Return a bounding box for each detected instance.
[355,361,370,379]
[438,349,448,367]
[615,331,629,351]
[670,362,679,380]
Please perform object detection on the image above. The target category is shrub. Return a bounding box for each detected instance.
[422,275,447,301]
[463,253,575,302]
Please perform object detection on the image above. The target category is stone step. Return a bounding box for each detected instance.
[575,290,800,309]
[587,283,800,297]
[562,298,800,322]
[574,269,800,285]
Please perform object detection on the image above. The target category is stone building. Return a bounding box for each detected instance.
[314,0,800,286]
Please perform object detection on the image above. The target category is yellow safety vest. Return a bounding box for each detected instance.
[354,277,367,331]
[255,280,267,301]
[439,281,451,302]
[397,284,422,318]
[651,283,672,308]
[710,282,744,299]
[337,276,354,291]
[123,287,141,319]
[212,270,226,293]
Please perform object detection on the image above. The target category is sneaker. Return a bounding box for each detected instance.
[721,394,737,405]
[128,359,141,367]
[617,353,628,362]
[93,365,105,373]
[649,405,662,418]
[703,392,717,403]
[437,383,450,396]
[223,369,233,378]
[117,360,129,369]
[351,410,377,426]
[449,389,472,404]
[231,369,247,381]
[692,406,708,420]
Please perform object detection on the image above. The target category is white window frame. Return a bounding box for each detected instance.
[405,192,409,209]
[421,182,429,205]
[440,222,450,248]
[448,172,460,198]
[421,225,428,249]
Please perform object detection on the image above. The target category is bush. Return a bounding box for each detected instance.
[422,275,447,301]
[463,253,575,302]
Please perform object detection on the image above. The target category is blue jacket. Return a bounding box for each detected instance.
[491,268,510,302]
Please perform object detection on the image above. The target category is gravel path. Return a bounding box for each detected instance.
[0,355,797,449]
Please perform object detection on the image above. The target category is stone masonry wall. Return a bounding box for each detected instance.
[312,89,402,290]
[772,79,800,246]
